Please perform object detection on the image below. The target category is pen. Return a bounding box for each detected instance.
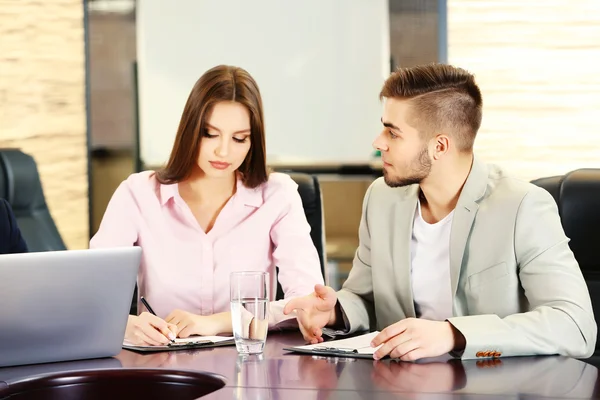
[140,296,175,343]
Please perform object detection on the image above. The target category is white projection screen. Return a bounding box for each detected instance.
[137,0,390,167]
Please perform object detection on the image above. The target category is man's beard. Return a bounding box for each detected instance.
[383,145,432,188]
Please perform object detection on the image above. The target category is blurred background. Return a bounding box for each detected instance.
[1,0,598,288]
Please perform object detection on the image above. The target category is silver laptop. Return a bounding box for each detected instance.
[0,247,141,367]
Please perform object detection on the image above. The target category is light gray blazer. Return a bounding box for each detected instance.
[336,156,597,359]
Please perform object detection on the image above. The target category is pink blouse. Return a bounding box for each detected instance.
[90,171,324,327]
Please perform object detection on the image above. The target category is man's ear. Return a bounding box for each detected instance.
[432,134,450,159]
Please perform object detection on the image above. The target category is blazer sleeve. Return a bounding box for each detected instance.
[332,183,377,334]
[448,187,597,359]
[1,199,28,254]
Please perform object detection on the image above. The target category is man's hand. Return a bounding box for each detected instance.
[283,284,338,344]
[371,318,462,361]
[166,310,229,338]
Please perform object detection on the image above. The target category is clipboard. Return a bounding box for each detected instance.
[283,331,387,360]
[123,336,236,353]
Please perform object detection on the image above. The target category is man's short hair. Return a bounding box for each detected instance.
[380,63,483,152]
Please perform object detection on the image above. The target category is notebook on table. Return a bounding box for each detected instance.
[123,335,235,353]
[284,331,386,359]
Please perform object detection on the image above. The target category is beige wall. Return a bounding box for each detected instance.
[448,0,600,181]
[91,152,133,235]
[0,0,88,249]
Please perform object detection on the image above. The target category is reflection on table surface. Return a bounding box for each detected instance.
[0,332,598,399]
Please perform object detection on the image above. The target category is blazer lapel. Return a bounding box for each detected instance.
[449,157,489,299]
[392,185,419,318]
[449,201,479,298]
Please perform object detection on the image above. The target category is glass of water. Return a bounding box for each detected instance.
[230,271,269,354]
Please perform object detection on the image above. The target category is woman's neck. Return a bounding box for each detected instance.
[180,169,237,204]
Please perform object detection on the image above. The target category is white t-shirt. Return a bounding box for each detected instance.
[410,200,454,321]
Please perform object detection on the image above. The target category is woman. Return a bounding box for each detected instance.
[91,65,323,346]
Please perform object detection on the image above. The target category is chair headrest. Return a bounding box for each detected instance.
[287,172,319,213]
[530,175,563,204]
[285,171,325,269]
[0,149,47,211]
[559,169,600,269]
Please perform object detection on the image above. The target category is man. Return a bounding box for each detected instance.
[284,63,596,361]
[0,198,28,253]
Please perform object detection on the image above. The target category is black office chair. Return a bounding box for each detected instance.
[0,149,67,252]
[274,172,327,300]
[531,168,600,366]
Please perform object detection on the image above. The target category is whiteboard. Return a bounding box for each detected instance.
[137,0,390,167]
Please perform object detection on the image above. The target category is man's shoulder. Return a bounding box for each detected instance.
[484,163,552,206]
[0,199,15,253]
[0,198,8,216]
[0,199,9,232]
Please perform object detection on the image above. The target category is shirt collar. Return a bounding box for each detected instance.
[159,178,263,207]
[233,178,264,208]
[159,182,178,206]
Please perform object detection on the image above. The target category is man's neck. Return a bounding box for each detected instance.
[418,154,473,223]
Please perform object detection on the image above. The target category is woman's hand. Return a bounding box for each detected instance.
[124,312,178,346]
[166,309,232,337]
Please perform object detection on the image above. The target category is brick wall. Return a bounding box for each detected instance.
[0,0,88,249]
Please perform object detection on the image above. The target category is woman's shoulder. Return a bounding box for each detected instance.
[241,172,300,208]
[115,170,162,199]
[260,172,299,198]
[121,170,158,187]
